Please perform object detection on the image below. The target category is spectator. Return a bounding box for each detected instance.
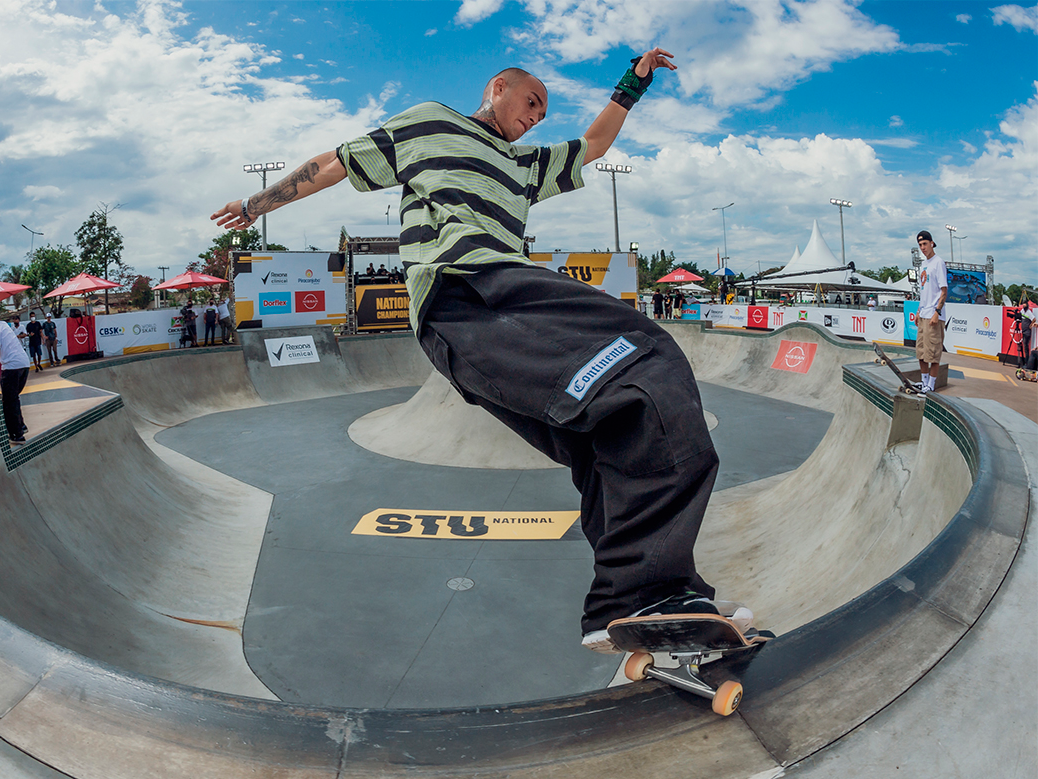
[867,297,876,311]
[42,313,60,367]
[9,314,28,353]
[218,296,235,344]
[25,313,43,372]
[181,302,198,347]
[651,289,664,320]
[202,299,219,346]
[365,263,376,275]
[1,318,31,445]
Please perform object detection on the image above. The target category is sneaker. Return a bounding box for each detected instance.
[917,383,929,395]
[9,436,26,445]
[630,591,722,620]
[581,629,622,655]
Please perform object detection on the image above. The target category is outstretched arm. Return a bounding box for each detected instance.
[210,150,346,230]
[583,47,676,164]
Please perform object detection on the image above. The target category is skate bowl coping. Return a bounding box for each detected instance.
[0,324,1029,777]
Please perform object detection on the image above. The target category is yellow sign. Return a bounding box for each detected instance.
[353,509,580,540]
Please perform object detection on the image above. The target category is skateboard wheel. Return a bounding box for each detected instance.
[712,680,743,716]
[624,652,654,682]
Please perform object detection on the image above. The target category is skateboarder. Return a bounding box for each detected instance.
[914,230,948,394]
[212,49,749,654]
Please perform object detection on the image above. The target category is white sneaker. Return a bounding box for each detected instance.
[581,629,622,654]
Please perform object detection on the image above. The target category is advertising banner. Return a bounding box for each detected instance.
[903,301,919,343]
[865,312,904,345]
[355,284,411,332]
[771,340,819,374]
[944,303,1003,359]
[680,302,701,320]
[65,315,96,358]
[232,252,349,330]
[93,309,188,356]
[747,305,769,330]
[353,509,581,540]
[529,252,638,304]
[264,336,320,367]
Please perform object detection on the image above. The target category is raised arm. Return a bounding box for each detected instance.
[210,150,346,230]
[583,47,676,164]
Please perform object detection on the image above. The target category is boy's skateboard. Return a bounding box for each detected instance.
[873,342,921,395]
[607,614,771,716]
[1016,368,1037,382]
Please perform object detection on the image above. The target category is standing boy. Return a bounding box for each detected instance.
[915,230,948,394]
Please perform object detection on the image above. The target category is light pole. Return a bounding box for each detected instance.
[386,205,391,225]
[945,224,957,263]
[596,162,632,252]
[244,161,286,251]
[21,224,43,256]
[712,202,734,268]
[157,265,169,308]
[829,198,853,264]
[953,234,967,261]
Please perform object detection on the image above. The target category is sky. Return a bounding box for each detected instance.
[1,0,1036,289]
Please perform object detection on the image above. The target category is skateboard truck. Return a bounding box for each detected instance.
[623,649,743,716]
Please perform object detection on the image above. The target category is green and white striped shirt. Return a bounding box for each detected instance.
[337,102,587,330]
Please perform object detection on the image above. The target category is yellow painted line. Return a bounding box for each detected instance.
[23,379,81,394]
[952,347,999,361]
[950,365,1015,383]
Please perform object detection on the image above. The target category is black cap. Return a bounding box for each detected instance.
[916,230,934,244]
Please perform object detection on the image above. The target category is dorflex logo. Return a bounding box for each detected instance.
[261,271,289,285]
[259,292,291,314]
[295,290,326,313]
[98,325,125,337]
[265,336,320,367]
[565,337,636,401]
[297,269,321,285]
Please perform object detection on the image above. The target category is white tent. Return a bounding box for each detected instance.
[755,220,892,293]
[676,282,711,293]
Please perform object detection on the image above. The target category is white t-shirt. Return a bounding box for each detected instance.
[0,322,31,370]
[919,254,948,320]
[218,300,230,319]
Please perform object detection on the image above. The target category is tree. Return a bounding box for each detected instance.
[75,202,129,313]
[127,275,154,310]
[860,265,907,284]
[20,245,79,316]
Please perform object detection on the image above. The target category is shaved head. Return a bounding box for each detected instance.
[482,68,545,101]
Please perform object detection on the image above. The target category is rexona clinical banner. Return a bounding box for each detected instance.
[232,252,349,329]
[528,253,638,306]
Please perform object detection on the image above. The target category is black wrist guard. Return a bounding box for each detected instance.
[611,56,653,110]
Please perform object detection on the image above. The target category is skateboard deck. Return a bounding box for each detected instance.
[1016,368,1037,382]
[607,613,771,716]
[873,342,921,395]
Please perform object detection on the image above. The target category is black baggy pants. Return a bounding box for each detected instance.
[418,266,719,632]
[1,367,29,439]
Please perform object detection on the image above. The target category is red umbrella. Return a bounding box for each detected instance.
[44,273,120,299]
[656,269,704,284]
[0,282,31,301]
[153,271,228,290]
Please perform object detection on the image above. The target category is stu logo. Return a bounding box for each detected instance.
[376,513,489,537]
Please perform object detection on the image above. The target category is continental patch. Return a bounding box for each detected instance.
[565,336,636,401]
[353,510,580,540]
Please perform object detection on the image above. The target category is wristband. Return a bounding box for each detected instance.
[241,198,251,222]
[610,56,654,110]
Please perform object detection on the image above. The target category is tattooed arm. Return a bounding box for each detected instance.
[210,150,346,230]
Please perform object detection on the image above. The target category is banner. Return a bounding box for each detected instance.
[264,336,320,367]
[232,252,349,330]
[903,301,919,343]
[680,302,701,320]
[353,509,581,540]
[747,305,770,330]
[944,303,1002,359]
[529,252,637,303]
[93,309,190,356]
[355,284,411,332]
[771,340,818,374]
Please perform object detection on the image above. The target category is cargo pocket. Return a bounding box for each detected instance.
[545,331,656,427]
[426,331,503,407]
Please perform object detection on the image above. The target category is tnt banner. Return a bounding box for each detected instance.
[232,251,349,330]
[352,509,581,540]
[355,285,411,331]
[264,336,320,367]
[771,340,818,374]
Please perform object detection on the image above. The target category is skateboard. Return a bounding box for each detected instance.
[873,342,921,395]
[1016,368,1037,382]
[607,614,772,716]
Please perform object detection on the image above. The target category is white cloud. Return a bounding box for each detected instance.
[889,115,904,128]
[425,28,438,37]
[991,4,1038,33]
[956,13,972,24]
[509,0,900,110]
[455,0,506,26]
[23,185,63,201]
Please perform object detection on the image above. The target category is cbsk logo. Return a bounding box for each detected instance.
[565,337,636,401]
[259,292,291,314]
[98,326,124,337]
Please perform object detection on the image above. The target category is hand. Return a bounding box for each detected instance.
[930,312,941,326]
[211,200,255,231]
[634,47,677,78]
